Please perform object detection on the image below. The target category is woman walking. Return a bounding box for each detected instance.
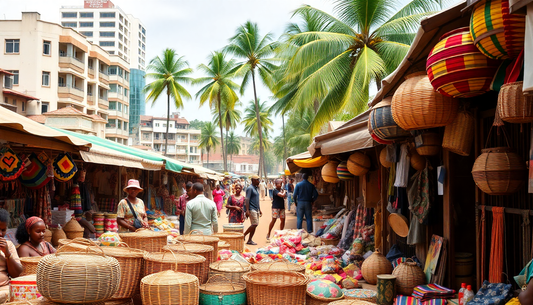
[226,184,246,224]
[212,184,225,217]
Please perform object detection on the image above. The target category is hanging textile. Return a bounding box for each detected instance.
[53,153,78,182]
[353,204,366,240]
[489,207,505,283]
[70,184,82,219]
[0,146,24,181]
[375,209,382,249]
[395,144,410,188]
[19,153,50,189]
[530,126,533,193]
[409,164,431,224]
[387,164,398,214]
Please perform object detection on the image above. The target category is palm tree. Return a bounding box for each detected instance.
[242,100,273,138]
[275,0,443,135]
[212,100,242,162]
[225,21,277,179]
[144,49,193,155]
[199,122,220,168]
[225,132,241,171]
[194,52,240,172]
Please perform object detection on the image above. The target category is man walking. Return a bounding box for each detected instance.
[259,179,266,200]
[266,179,286,241]
[184,183,218,235]
[293,173,318,233]
[243,175,262,245]
[175,181,193,235]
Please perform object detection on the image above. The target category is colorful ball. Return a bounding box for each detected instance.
[336,161,354,180]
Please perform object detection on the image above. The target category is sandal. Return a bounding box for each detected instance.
[246,241,257,245]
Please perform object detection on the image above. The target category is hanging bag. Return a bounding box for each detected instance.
[125,198,143,229]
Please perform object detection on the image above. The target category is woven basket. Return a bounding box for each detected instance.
[63,218,84,240]
[176,230,219,263]
[498,81,533,123]
[380,148,392,168]
[251,261,305,274]
[144,250,207,283]
[321,161,340,183]
[218,241,231,251]
[415,132,441,156]
[199,275,246,305]
[140,270,199,305]
[392,259,426,296]
[50,228,66,247]
[369,97,411,141]
[209,259,251,287]
[118,229,168,253]
[328,300,376,305]
[410,148,426,171]
[36,239,121,304]
[223,223,244,233]
[6,298,106,304]
[20,256,41,276]
[321,237,340,246]
[443,110,475,156]
[211,232,244,253]
[105,299,133,305]
[427,27,500,98]
[361,250,393,285]
[470,0,525,60]
[243,271,309,305]
[44,229,52,244]
[337,161,354,181]
[347,152,371,176]
[306,293,344,305]
[163,242,213,283]
[101,243,146,299]
[392,72,458,131]
[57,238,94,252]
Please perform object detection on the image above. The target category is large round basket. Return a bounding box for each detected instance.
[380,148,392,168]
[321,237,340,246]
[199,275,246,305]
[20,256,42,276]
[101,244,146,299]
[306,293,343,305]
[369,97,410,141]
[211,232,244,252]
[410,148,426,171]
[251,261,305,274]
[343,289,377,302]
[470,0,525,60]
[218,241,231,251]
[498,81,533,123]
[209,259,251,287]
[337,161,354,181]
[140,270,199,305]
[347,152,371,176]
[163,242,213,283]
[118,229,168,253]
[392,259,426,296]
[472,147,527,195]
[36,240,121,304]
[243,271,309,305]
[391,72,458,131]
[360,250,393,285]
[144,251,207,283]
[427,27,500,98]
[443,110,475,156]
[223,223,244,234]
[62,218,84,240]
[415,132,441,156]
[322,161,340,183]
[105,299,133,305]
[176,231,219,263]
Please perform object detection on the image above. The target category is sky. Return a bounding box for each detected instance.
[2,0,337,138]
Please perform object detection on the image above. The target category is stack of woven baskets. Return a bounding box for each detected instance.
[176,231,220,263]
[118,229,168,253]
[211,232,244,252]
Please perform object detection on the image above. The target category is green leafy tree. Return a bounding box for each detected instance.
[189,119,207,130]
[212,100,242,161]
[144,49,193,155]
[225,131,241,171]
[225,21,277,179]
[199,122,220,168]
[194,51,240,172]
[242,100,273,138]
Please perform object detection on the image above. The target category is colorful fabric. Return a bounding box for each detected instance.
[468,281,512,305]
[395,295,421,305]
[514,258,533,288]
[408,163,431,224]
[228,195,245,223]
[19,153,51,189]
[343,288,377,300]
[490,50,524,91]
[25,216,44,232]
[337,161,354,180]
[0,146,24,181]
[272,208,285,219]
[306,279,343,298]
[427,27,500,98]
[53,152,77,182]
[116,198,146,232]
[353,204,366,239]
[412,284,455,301]
[70,185,82,212]
[470,0,525,60]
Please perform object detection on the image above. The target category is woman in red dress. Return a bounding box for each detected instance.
[226,184,245,223]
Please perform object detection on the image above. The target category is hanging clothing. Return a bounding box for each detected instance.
[489,207,505,283]
[394,144,410,188]
[408,165,431,224]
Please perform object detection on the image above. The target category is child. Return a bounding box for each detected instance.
[266,179,286,241]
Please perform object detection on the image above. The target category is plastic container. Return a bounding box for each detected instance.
[462,285,474,304]
[458,283,466,305]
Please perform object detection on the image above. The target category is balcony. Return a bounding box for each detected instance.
[59,55,85,73]
[99,71,109,84]
[58,84,84,102]
[88,67,95,79]
[98,97,109,109]
[87,93,95,105]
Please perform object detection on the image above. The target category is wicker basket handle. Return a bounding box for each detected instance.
[205,274,236,291]
[266,260,290,270]
[484,125,511,149]
[162,248,179,269]
[57,238,105,256]
[169,239,186,249]
[188,230,206,241]
[116,241,131,248]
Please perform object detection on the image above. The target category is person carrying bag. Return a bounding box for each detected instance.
[117,179,148,232]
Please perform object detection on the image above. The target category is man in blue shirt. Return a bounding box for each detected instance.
[293,173,318,233]
[243,174,262,245]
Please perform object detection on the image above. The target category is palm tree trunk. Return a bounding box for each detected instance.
[217,93,227,172]
[164,90,170,156]
[251,70,267,180]
[282,113,287,162]
[207,149,210,168]
[225,128,229,171]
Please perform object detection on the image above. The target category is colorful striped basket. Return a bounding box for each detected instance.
[336,161,354,181]
[470,0,526,60]
[427,27,500,98]
[368,97,410,141]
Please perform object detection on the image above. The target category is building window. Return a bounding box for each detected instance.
[117,120,122,129]
[108,51,114,55]
[7,70,19,85]
[5,39,20,54]
[123,122,127,131]
[117,103,122,112]
[43,41,51,55]
[62,12,77,18]
[106,119,116,128]
[99,41,115,47]
[100,12,116,18]
[12,99,16,105]
[100,31,115,37]
[100,22,115,27]
[61,22,77,28]
[41,102,49,113]
[109,101,116,110]
[42,71,50,86]
[142,28,146,35]
[80,12,93,18]
[80,31,93,37]
[79,22,93,28]
[108,66,117,75]
[155,123,159,127]
[248,165,253,171]
[21,101,26,112]
[124,105,128,114]
[109,84,117,92]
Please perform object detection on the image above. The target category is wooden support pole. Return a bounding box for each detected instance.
[443,149,455,288]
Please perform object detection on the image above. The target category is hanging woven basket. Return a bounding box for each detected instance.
[427,27,500,98]
[392,72,459,131]
[347,152,371,176]
[368,97,411,141]
[410,148,426,171]
[392,259,426,296]
[322,161,340,183]
[337,161,354,180]
[470,0,526,60]
[498,81,533,123]
[380,148,392,168]
[415,132,442,156]
[361,250,393,285]
[443,110,476,156]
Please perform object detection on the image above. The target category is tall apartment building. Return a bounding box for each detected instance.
[136,113,202,164]
[0,12,129,142]
[60,0,146,135]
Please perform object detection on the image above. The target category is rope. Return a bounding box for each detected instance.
[523,211,531,267]
[480,205,486,281]
[489,207,505,283]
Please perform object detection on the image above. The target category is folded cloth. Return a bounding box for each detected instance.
[412,284,455,302]
[395,296,447,305]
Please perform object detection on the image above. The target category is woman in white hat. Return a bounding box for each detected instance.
[117,179,149,232]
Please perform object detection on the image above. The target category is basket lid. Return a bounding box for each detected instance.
[200,275,245,293]
[163,243,213,253]
[211,232,243,238]
[19,256,42,263]
[101,244,146,258]
[177,234,219,243]
[144,251,206,264]
[141,270,199,286]
[210,259,251,272]
[243,270,309,286]
[63,218,83,232]
[251,261,305,272]
[376,274,397,280]
[119,229,168,238]
[388,213,409,237]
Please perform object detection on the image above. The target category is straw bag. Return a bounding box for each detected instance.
[414,132,441,156]
[209,259,251,287]
[199,275,246,305]
[361,250,393,285]
[20,256,41,276]
[118,229,168,253]
[321,161,340,183]
[251,260,305,274]
[37,239,121,304]
[243,271,309,305]
[144,250,207,283]
[211,232,244,252]
[498,81,533,123]
[392,258,426,295]
[63,218,84,240]
[163,242,213,284]
[140,270,199,305]
[176,230,219,263]
[443,110,475,156]
[101,243,146,299]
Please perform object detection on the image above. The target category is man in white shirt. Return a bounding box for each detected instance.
[184,183,218,235]
[259,180,266,200]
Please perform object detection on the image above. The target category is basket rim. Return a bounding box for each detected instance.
[211,232,244,238]
[118,230,168,238]
[144,251,206,264]
[199,283,246,294]
[163,243,213,253]
[251,261,305,272]
[101,245,146,258]
[140,270,199,285]
[209,259,251,272]
[306,292,345,301]
[242,270,309,286]
[176,235,219,242]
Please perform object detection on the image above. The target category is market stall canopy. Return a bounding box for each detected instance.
[183,164,225,181]
[508,0,532,12]
[0,106,91,151]
[286,151,328,174]
[369,1,470,108]
[307,109,374,157]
